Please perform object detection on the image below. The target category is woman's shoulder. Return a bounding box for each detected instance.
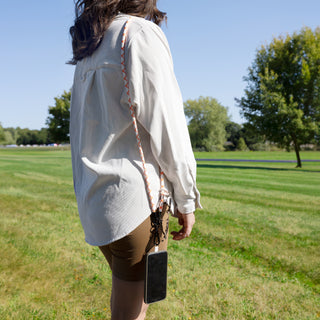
[118,14,168,47]
[130,15,162,31]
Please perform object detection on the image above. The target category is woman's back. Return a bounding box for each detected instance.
[70,15,177,246]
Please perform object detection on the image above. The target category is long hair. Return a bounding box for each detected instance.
[69,0,167,65]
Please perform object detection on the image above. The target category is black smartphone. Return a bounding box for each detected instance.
[144,250,168,304]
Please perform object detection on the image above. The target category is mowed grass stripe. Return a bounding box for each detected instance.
[193,159,320,296]
[197,162,320,210]
[0,149,320,319]
[198,164,320,196]
[198,167,320,190]
[199,184,320,215]
[195,150,320,160]
[192,200,319,291]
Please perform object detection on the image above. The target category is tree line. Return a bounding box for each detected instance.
[0,126,51,146]
[1,93,264,151]
[0,91,71,147]
[1,27,319,167]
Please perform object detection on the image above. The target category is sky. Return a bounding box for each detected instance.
[1,0,320,130]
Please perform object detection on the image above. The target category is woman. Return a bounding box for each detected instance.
[69,0,201,319]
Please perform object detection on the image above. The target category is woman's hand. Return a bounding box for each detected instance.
[171,210,195,241]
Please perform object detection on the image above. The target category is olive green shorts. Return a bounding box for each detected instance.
[99,207,169,281]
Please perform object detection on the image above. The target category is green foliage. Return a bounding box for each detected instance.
[225,122,266,151]
[3,131,15,145]
[236,137,248,151]
[4,127,17,143]
[16,128,50,145]
[46,90,71,143]
[237,27,320,167]
[241,123,267,151]
[225,121,242,150]
[0,124,17,146]
[184,96,229,151]
[0,125,52,146]
[0,123,5,143]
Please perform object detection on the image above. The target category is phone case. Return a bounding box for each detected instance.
[144,250,168,304]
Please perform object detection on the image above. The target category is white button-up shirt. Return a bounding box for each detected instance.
[70,14,201,246]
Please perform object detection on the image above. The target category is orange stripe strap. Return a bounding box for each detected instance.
[121,18,166,213]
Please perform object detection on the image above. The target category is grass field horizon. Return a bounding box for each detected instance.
[0,149,319,319]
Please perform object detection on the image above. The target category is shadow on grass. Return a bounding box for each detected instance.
[197,163,320,173]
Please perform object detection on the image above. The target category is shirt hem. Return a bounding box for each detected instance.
[83,211,152,247]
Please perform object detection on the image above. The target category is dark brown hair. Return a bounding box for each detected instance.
[69,0,167,64]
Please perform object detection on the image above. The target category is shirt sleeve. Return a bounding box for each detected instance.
[125,22,202,214]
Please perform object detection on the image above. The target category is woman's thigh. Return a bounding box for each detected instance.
[99,209,169,281]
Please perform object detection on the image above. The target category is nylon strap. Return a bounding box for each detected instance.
[121,18,166,213]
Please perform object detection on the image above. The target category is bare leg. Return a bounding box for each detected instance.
[111,274,148,320]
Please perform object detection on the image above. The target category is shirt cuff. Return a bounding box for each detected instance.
[175,188,202,214]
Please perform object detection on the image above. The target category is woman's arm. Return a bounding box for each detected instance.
[125,21,202,215]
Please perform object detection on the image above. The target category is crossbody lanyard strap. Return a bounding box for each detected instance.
[121,18,165,213]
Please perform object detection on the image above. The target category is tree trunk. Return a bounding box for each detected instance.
[292,139,302,168]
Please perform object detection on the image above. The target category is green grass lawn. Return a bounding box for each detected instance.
[194,150,320,161]
[0,148,319,319]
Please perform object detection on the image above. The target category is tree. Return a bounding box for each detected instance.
[236,137,248,151]
[241,123,266,151]
[236,27,320,167]
[4,127,18,144]
[46,91,71,143]
[225,121,266,151]
[225,121,242,150]
[0,123,5,143]
[15,128,50,146]
[0,124,17,145]
[184,97,229,151]
[16,128,37,145]
[37,128,50,145]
